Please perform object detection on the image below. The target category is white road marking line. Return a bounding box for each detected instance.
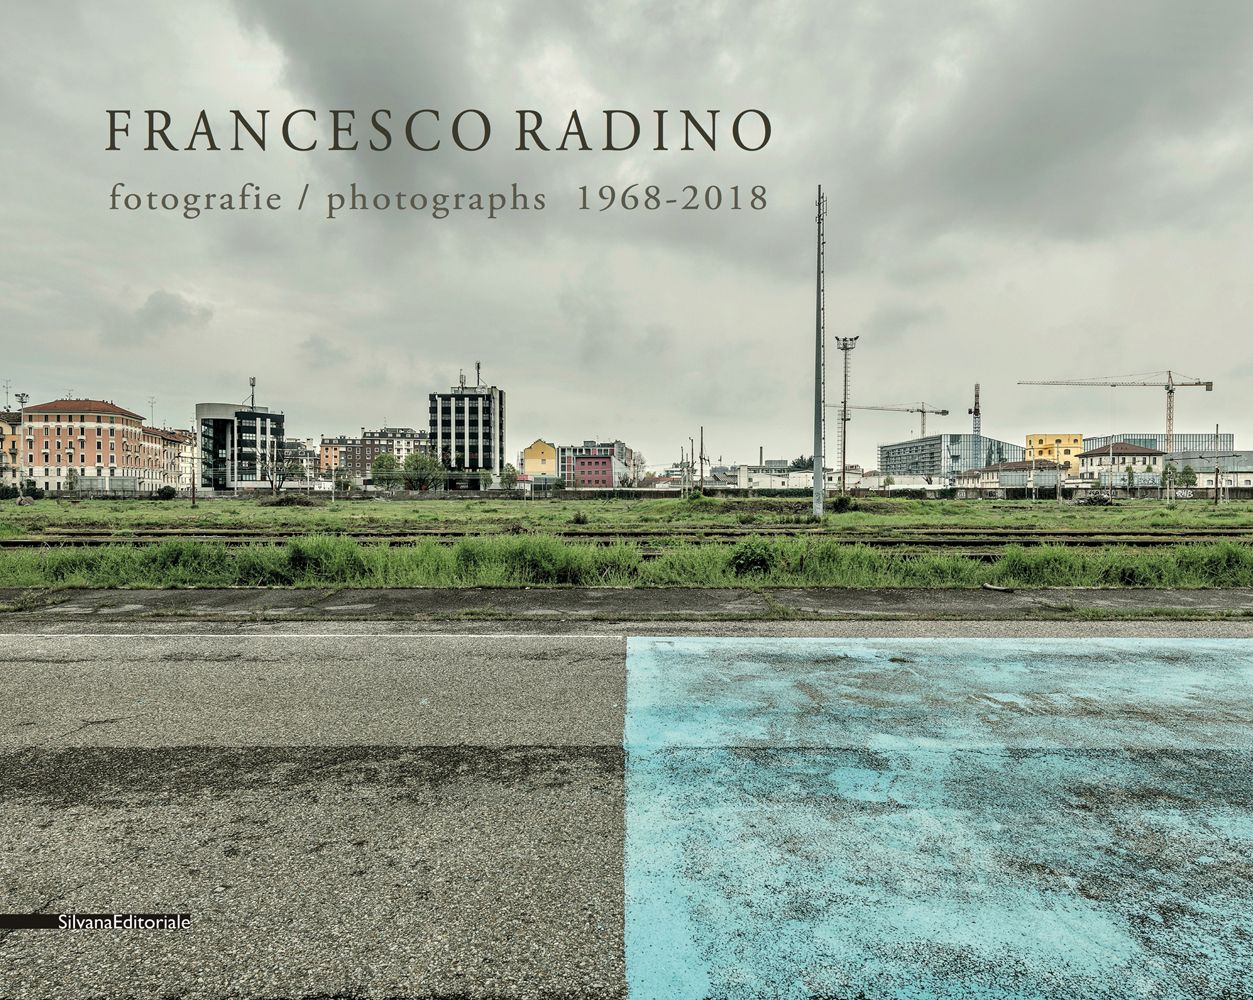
[0,633,629,639]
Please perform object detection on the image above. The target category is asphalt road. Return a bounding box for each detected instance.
[2,622,1251,999]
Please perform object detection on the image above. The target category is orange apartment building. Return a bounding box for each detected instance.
[23,398,185,493]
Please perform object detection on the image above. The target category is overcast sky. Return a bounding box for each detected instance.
[3,1,1251,470]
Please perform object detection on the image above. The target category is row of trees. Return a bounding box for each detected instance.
[363,452,522,491]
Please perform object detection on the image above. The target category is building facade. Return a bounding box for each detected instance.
[521,439,557,477]
[1024,433,1083,473]
[429,380,505,482]
[556,440,635,486]
[956,459,1062,489]
[572,452,628,488]
[2,410,20,484]
[319,427,427,481]
[368,427,428,463]
[196,403,286,490]
[23,399,149,493]
[1075,442,1165,486]
[878,433,1025,483]
[1083,432,1233,454]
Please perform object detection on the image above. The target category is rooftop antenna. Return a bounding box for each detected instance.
[459,369,467,390]
[148,396,156,426]
[65,390,74,400]
[475,361,482,387]
[249,376,256,410]
[2,380,9,410]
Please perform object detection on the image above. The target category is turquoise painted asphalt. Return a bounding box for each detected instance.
[624,639,1253,999]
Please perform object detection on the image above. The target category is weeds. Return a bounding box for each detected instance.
[5,536,1253,589]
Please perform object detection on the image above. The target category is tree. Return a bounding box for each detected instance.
[478,468,493,490]
[402,451,447,491]
[371,452,403,490]
[1179,465,1198,487]
[1160,462,1177,488]
[553,476,566,491]
[334,468,353,492]
[631,452,647,484]
[1126,467,1135,489]
[882,474,895,493]
[64,467,79,493]
[500,463,519,489]
[789,454,813,471]
[257,435,291,495]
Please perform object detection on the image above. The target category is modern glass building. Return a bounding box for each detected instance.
[879,433,1025,483]
[195,403,285,489]
[1085,432,1233,453]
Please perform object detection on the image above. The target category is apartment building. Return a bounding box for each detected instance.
[23,398,148,492]
[556,440,635,486]
[521,439,557,478]
[429,376,506,484]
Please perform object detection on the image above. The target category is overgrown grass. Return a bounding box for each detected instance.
[4,535,1253,588]
[8,495,1253,539]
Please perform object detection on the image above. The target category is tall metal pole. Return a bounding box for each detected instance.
[1165,372,1175,455]
[836,338,858,494]
[15,393,28,497]
[813,186,826,516]
[1215,423,1221,507]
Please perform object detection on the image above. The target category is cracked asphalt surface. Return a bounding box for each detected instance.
[3,622,1252,998]
[4,585,1253,621]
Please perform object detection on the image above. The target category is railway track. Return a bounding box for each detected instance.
[5,525,1251,550]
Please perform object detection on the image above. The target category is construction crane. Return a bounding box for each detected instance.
[844,403,949,438]
[1017,371,1212,453]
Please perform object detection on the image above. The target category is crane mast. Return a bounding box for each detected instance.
[1018,371,1212,455]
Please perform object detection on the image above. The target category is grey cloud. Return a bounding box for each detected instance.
[102,290,213,346]
[4,1,1253,469]
[860,303,942,342]
[298,334,349,370]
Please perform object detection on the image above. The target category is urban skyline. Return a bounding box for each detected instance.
[3,4,1252,477]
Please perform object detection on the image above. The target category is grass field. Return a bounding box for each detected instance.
[3,497,1251,588]
[3,534,1253,589]
[3,494,1253,535]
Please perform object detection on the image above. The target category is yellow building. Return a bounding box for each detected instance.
[1,410,21,484]
[1025,433,1083,473]
[522,439,557,476]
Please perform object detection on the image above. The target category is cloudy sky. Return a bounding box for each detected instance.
[3,1,1251,471]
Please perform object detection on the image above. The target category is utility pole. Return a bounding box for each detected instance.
[699,426,705,493]
[690,437,696,495]
[813,185,826,516]
[190,411,197,507]
[15,392,28,497]
[835,337,858,494]
[1215,424,1221,507]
